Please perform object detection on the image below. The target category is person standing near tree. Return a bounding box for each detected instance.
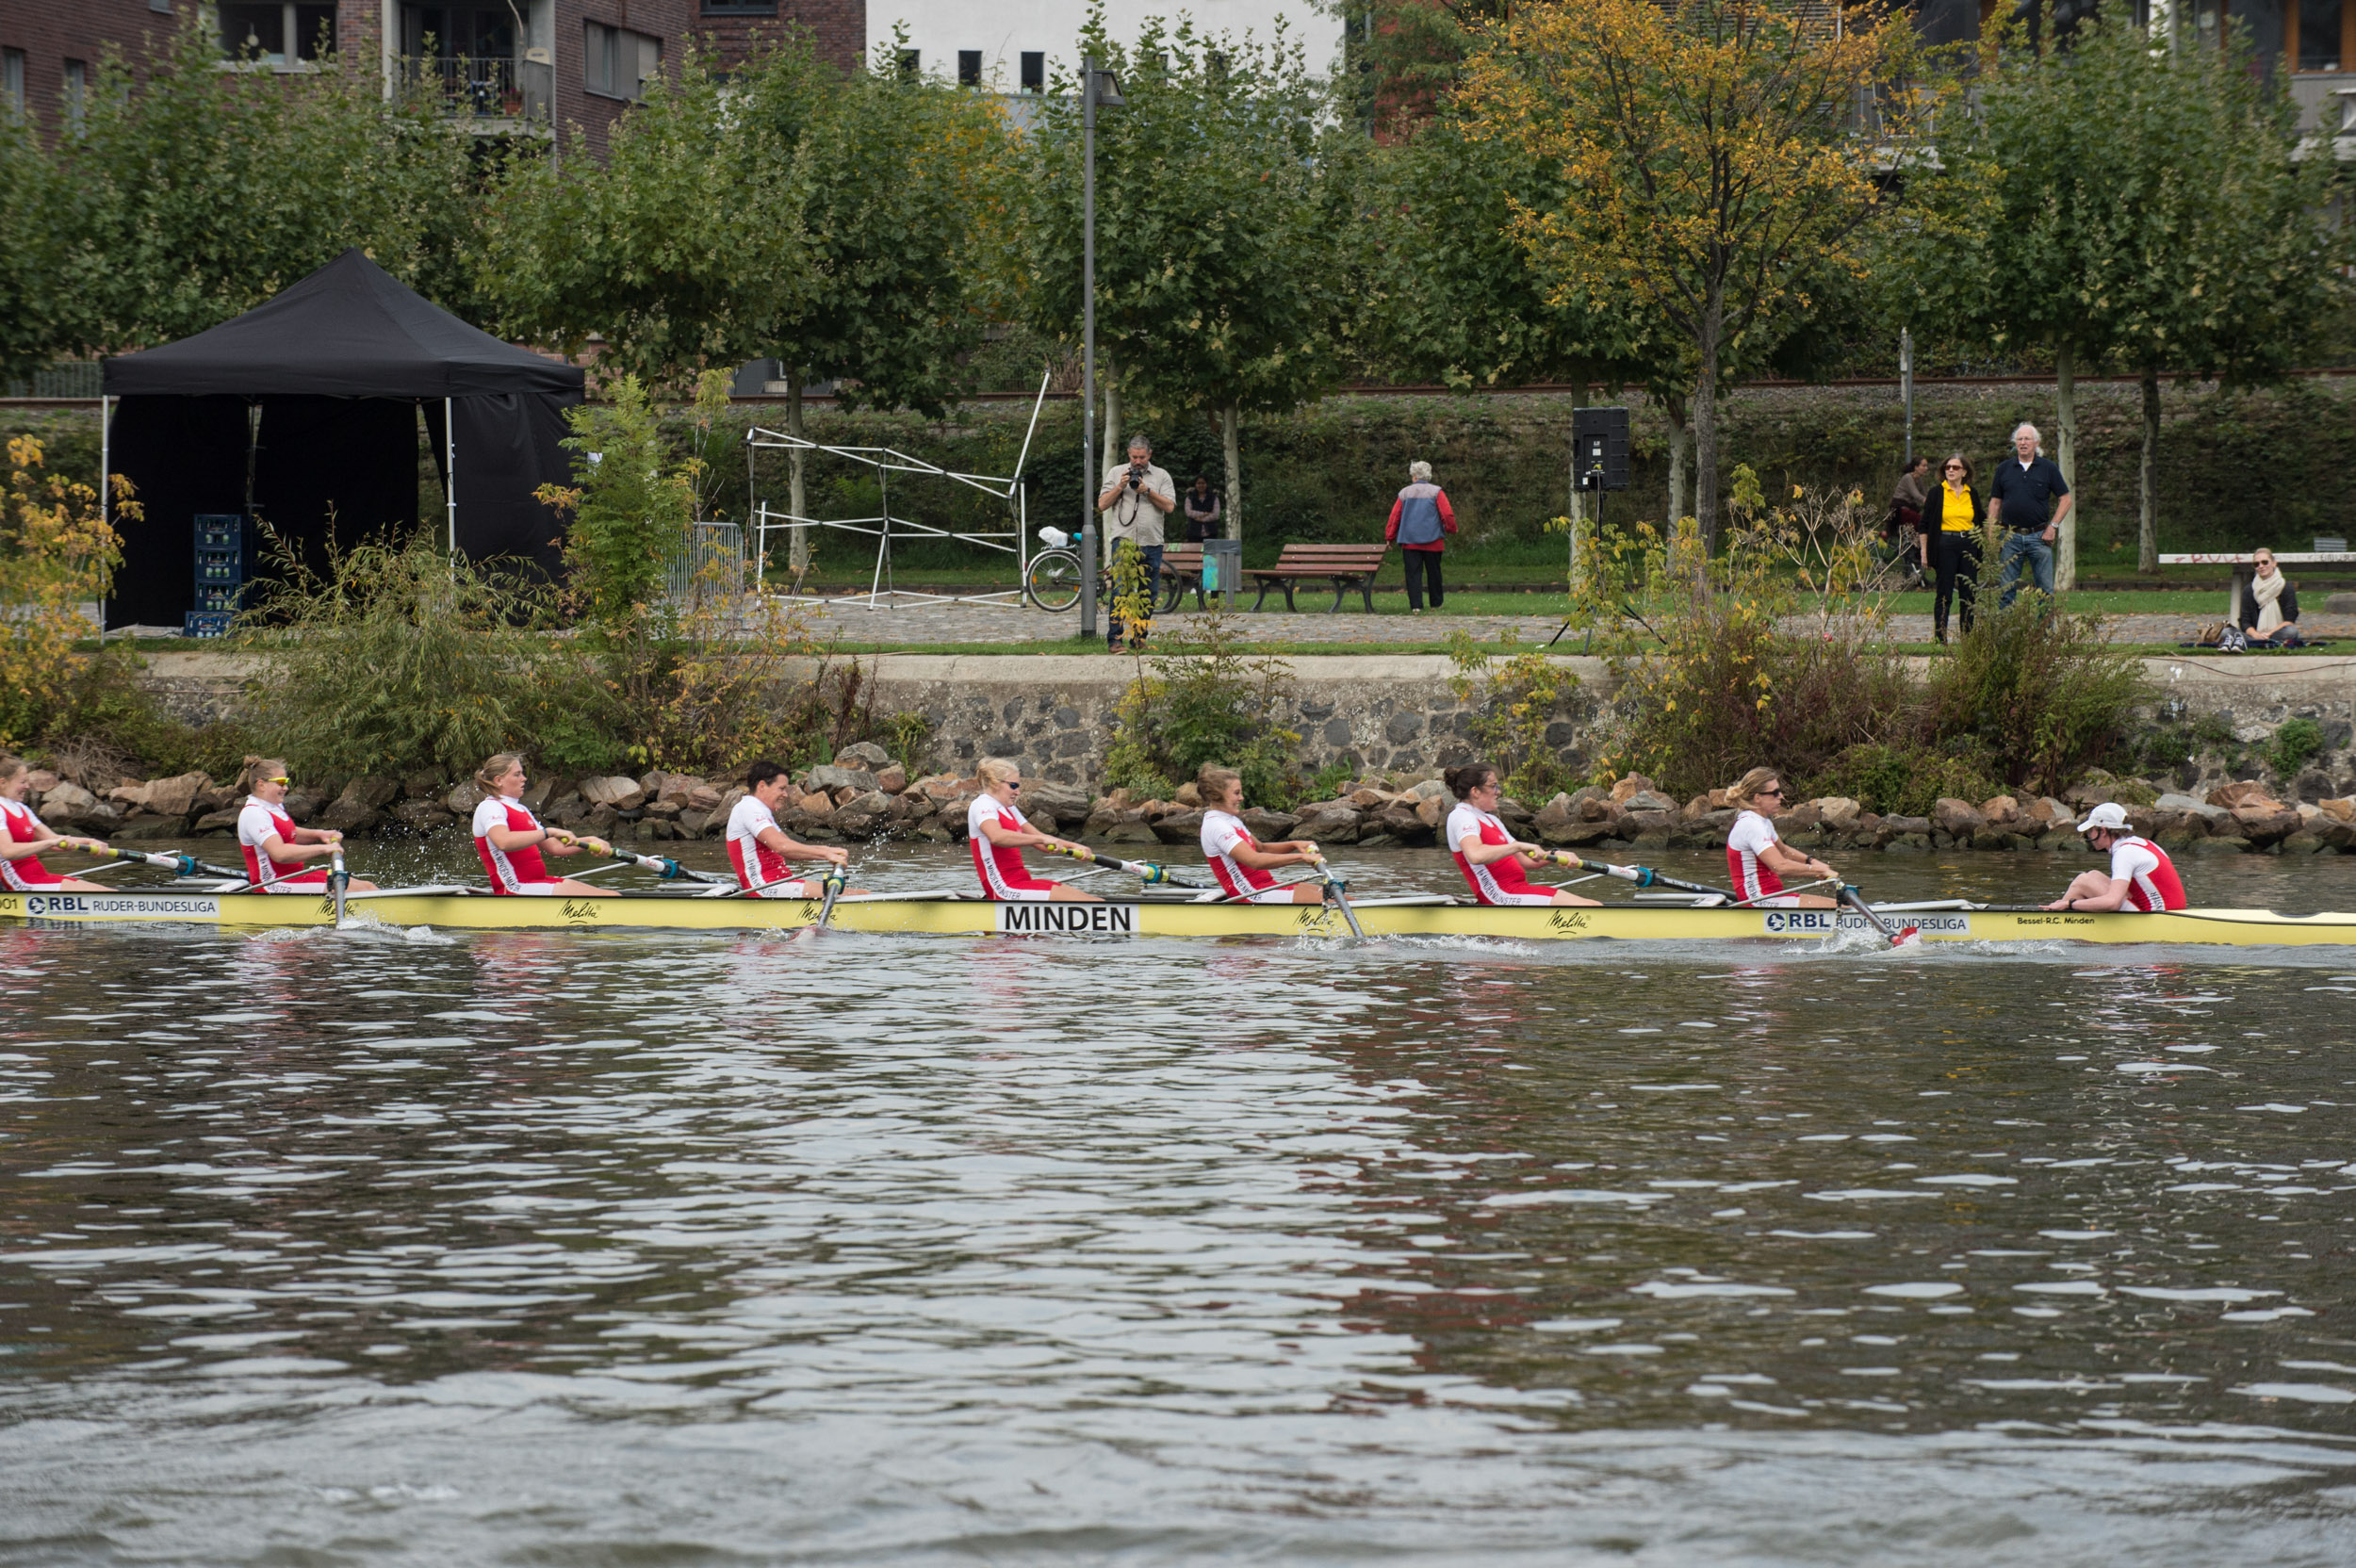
[1987,422,2071,608]
[1183,475,1222,544]
[1098,435,1175,651]
[1385,461,1459,612]
[1917,454,1985,644]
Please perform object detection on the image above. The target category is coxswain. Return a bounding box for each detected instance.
[236,757,378,892]
[1443,762,1600,906]
[0,754,109,892]
[1197,765,1325,903]
[470,752,610,896]
[966,758,1101,903]
[728,760,864,896]
[2044,802,2186,912]
[1724,767,1836,908]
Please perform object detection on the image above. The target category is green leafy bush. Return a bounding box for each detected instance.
[1104,606,1301,804]
[1802,740,2002,820]
[1918,596,2149,791]
[1448,628,1579,802]
[2268,717,2325,780]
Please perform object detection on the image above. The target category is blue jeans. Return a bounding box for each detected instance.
[1998,531,2053,607]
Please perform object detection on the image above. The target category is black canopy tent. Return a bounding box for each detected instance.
[101,249,585,629]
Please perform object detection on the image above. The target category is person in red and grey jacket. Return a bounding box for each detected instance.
[1385,460,1459,612]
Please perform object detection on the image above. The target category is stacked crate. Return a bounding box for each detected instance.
[185,514,247,637]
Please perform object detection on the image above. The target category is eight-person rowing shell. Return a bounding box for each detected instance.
[1,753,110,892]
[471,752,616,896]
[967,759,1103,903]
[729,760,864,897]
[1443,762,1599,906]
[2044,802,2186,912]
[237,757,379,892]
[1198,765,1328,903]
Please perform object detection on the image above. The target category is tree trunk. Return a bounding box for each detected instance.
[2138,365,2161,574]
[1664,393,1691,526]
[786,365,810,585]
[1101,361,1122,480]
[1220,403,1242,544]
[1691,303,1723,554]
[1565,382,1585,592]
[2053,343,2077,591]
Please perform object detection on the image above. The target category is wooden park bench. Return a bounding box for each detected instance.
[1157,544,1207,611]
[1246,543,1392,612]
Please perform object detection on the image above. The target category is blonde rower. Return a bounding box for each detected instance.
[966,758,1101,903]
[1197,765,1326,903]
[470,753,611,896]
[236,757,378,892]
[0,754,109,892]
[1724,766,1837,907]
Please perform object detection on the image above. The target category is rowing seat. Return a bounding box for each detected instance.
[1246,543,1392,612]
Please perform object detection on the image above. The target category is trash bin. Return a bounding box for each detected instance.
[1201,538,1242,608]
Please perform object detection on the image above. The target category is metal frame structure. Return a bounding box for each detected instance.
[744,368,1054,611]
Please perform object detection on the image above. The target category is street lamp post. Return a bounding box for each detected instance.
[1080,56,1121,643]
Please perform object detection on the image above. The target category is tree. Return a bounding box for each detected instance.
[1459,0,1940,548]
[1323,0,1511,139]
[40,16,484,358]
[1012,15,1352,547]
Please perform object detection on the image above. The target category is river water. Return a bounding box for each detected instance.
[6,841,2356,1564]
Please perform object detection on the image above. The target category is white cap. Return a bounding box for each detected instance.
[2070,802,2130,835]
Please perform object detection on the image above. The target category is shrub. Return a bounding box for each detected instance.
[40,645,250,781]
[2268,717,2325,781]
[1,434,126,746]
[1104,605,1301,804]
[1448,628,1579,802]
[1917,596,2149,792]
[1803,740,2002,819]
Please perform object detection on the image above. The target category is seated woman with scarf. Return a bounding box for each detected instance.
[2240,549,2302,646]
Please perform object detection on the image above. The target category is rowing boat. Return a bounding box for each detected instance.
[7,886,2355,945]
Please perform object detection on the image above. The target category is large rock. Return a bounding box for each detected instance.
[401,769,445,801]
[916,774,968,800]
[579,776,646,811]
[1608,773,1658,805]
[2232,804,2303,846]
[34,780,101,825]
[120,771,211,819]
[1235,808,1300,841]
[111,814,190,841]
[1931,797,1986,839]
[2208,780,2282,810]
[686,783,723,812]
[191,807,240,836]
[836,741,892,769]
[639,770,702,806]
[1152,808,1206,845]
[794,791,836,818]
[282,787,324,825]
[1024,782,1092,823]
[1979,794,2021,828]
[1622,790,1679,815]
[2316,797,2356,824]
[1295,805,1362,843]
[445,780,488,816]
[319,776,399,834]
[1372,804,1435,846]
[391,800,454,834]
[806,764,878,796]
[873,764,908,796]
[1811,796,1863,830]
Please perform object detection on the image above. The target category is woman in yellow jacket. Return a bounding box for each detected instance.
[1915,453,1984,644]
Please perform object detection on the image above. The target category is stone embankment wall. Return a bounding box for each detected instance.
[59,647,2356,858]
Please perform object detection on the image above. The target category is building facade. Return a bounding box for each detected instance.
[0,0,866,153]
[863,0,1340,92]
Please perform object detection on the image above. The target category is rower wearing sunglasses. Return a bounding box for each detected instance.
[965,758,1101,903]
[236,756,378,892]
[1725,766,1836,908]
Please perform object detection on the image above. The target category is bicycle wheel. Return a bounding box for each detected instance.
[1023,547,1084,612]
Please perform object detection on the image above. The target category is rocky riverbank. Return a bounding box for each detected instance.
[19,747,2356,858]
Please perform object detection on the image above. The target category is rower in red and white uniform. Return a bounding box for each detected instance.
[2045,801,2187,912]
[1196,764,1325,904]
[470,752,610,896]
[965,758,1101,903]
[1442,761,1599,907]
[0,753,109,891]
[727,759,861,896]
[235,756,377,893]
[1723,766,1837,908]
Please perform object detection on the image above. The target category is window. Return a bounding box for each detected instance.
[2,49,22,123]
[2293,0,2348,71]
[152,0,172,10]
[699,1,777,12]
[403,6,515,59]
[895,47,919,80]
[217,4,339,64]
[1020,50,1043,93]
[64,59,86,129]
[584,22,660,100]
[957,49,980,87]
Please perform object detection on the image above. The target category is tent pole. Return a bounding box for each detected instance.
[97,394,109,645]
[444,396,457,558]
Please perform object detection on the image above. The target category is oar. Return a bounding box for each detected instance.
[1311,855,1366,938]
[82,843,249,882]
[564,836,731,887]
[813,872,847,929]
[329,848,349,926]
[1839,884,1920,948]
[1040,841,1210,890]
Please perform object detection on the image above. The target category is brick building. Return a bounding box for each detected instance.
[0,1,867,155]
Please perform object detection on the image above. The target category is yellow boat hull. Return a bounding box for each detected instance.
[6,888,2356,946]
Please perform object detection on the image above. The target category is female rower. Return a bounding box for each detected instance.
[1,754,109,892]
[728,760,864,896]
[1443,762,1599,906]
[1198,765,1325,903]
[966,758,1101,903]
[470,753,610,896]
[237,757,378,893]
[1724,766,1836,907]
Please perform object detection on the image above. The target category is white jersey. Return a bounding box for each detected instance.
[1201,808,1284,900]
[1726,809,1789,904]
[0,796,54,892]
[471,793,554,894]
[967,792,1054,899]
[1445,800,1551,906]
[726,793,815,896]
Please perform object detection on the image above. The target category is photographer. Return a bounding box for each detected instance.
[1096,434,1175,651]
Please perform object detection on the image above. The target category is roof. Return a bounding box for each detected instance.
[104,249,584,399]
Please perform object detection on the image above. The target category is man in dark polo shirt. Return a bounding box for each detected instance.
[1985,421,2072,607]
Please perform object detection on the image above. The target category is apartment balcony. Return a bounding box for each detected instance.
[397,54,552,129]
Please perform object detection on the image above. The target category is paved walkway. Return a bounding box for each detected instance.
[789,594,2356,650]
